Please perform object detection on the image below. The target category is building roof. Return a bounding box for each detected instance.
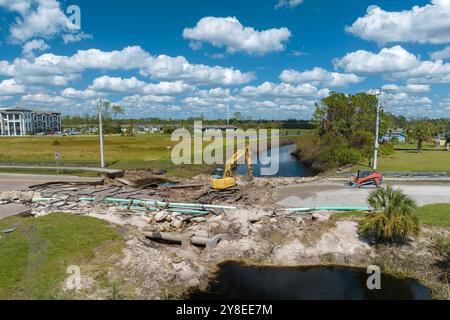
[0,107,61,114]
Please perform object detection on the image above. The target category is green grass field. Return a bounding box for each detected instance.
[0,134,214,177]
[0,132,298,177]
[357,149,450,175]
[416,204,450,229]
[0,213,125,299]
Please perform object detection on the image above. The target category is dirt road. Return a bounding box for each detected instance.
[275,181,450,207]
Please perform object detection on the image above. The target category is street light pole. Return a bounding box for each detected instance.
[98,99,105,168]
[227,90,230,125]
[373,89,382,171]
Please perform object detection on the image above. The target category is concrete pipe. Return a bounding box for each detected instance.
[145,232,230,249]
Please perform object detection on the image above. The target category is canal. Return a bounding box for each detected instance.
[189,262,432,300]
[237,144,316,177]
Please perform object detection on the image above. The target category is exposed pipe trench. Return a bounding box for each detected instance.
[144,231,230,249]
[32,197,236,215]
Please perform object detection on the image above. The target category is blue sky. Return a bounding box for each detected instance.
[0,0,449,119]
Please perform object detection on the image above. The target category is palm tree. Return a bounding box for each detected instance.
[359,186,420,242]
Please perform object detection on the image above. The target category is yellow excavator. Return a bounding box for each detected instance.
[210,144,253,190]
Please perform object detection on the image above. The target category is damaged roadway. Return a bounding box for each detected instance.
[0,173,449,299]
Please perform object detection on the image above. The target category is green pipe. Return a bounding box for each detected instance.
[33,197,234,210]
[121,205,209,215]
[282,207,372,212]
[32,197,57,202]
[105,198,236,210]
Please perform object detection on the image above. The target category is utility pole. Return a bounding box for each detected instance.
[98,99,105,168]
[373,89,382,171]
[227,90,230,125]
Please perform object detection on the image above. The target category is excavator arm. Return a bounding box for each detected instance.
[211,144,253,189]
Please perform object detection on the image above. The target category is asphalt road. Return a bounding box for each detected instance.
[0,173,103,191]
[276,181,450,208]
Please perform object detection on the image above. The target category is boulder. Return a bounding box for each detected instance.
[154,211,169,222]
[171,219,183,230]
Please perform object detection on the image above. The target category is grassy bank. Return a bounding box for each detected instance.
[0,213,125,299]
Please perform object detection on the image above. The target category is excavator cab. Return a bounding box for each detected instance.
[210,144,253,190]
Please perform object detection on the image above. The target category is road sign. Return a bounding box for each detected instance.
[55,153,61,175]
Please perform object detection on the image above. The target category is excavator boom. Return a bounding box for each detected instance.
[211,144,253,190]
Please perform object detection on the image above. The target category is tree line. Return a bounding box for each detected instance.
[296,92,450,172]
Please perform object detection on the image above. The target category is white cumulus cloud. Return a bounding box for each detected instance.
[241,82,326,98]
[333,46,421,74]
[346,0,450,45]
[335,46,450,84]
[0,0,86,43]
[0,79,25,95]
[279,67,364,87]
[0,46,254,87]
[90,76,194,95]
[183,17,291,55]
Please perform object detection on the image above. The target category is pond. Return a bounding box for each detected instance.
[188,262,432,300]
[237,144,316,178]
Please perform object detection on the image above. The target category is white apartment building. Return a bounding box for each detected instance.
[0,107,62,136]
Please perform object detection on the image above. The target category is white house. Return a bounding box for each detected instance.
[0,107,61,136]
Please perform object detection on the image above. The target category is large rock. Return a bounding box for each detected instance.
[154,211,169,222]
[171,219,183,230]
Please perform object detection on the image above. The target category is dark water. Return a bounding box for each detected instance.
[237,144,316,177]
[189,263,432,300]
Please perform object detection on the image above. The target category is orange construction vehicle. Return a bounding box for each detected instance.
[349,170,383,188]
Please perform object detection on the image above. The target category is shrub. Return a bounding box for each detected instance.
[359,186,420,242]
[380,142,395,156]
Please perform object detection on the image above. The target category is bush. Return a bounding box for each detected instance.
[380,141,395,156]
[162,126,176,134]
[359,186,420,242]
